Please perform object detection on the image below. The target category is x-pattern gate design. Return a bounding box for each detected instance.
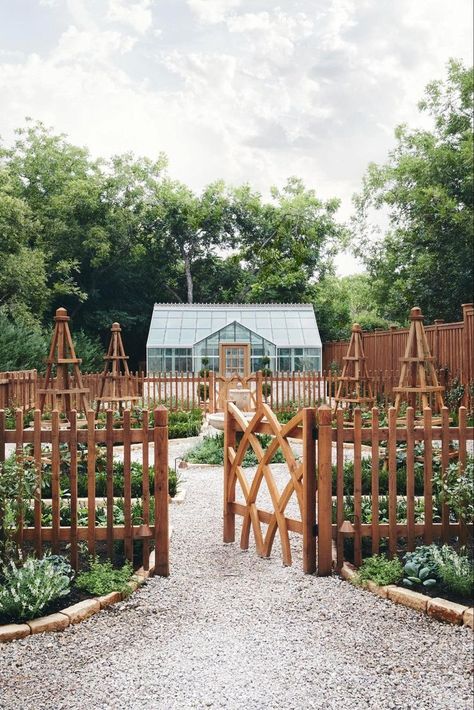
[223,401,333,574]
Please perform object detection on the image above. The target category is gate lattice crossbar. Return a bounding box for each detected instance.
[223,401,334,574]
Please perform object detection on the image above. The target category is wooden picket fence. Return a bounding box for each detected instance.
[223,402,473,574]
[2,367,472,415]
[323,303,474,394]
[0,370,37,411]
[0,407,169,575]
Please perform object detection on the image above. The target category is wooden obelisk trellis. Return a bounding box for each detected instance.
[38,307,89,416]
[96,322,139,413]
[334,323,374,411]
[393,307,445,418]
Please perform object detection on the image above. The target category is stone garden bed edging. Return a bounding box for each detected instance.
[340,561,473,629]
[0,533,172,644]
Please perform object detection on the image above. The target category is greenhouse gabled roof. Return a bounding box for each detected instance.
[146,303,321,348]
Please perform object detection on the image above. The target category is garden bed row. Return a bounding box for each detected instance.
[0,542,170,644]
[340,562,473,628]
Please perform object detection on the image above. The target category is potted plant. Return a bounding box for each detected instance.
[198,357,210,401]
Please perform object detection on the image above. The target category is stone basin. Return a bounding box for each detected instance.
[208,411,257,431]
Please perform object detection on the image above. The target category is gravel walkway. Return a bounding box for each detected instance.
[1,462,473,710]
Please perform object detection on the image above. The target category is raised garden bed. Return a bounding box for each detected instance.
[341,562,473,629]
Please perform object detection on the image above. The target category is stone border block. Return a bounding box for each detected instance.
[463,608,473,629]
[61,599,101,624]
[387,586,429,613]
[427,597,467,625]
[97,591,122,609]
[27,613,70,634]
[0,624,30,642]
[340,562,356,581]
[366,581,390,598]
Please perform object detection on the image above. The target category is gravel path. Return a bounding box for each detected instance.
[1,462,473,710]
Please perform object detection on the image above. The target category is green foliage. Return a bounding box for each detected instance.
[331,450,437,497]
[402,547,438,588]
[444,377,466,416]
[403,544,474,599]
[168,408,203,438]
[276,404,299,423]
[0,456,37,563]
[355,554,403,586]
[353,60,474,324]
[0,555,71,622]
[233,178,345,306]
[0,313,47,371]
[184,433,286,467]
[72,330,105,372]
[431,545,474,598]
[75,557,133,597]
[432,456,474,525]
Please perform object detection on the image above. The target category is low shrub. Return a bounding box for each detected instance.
[402,547,438,588]
[433,456,474,525]
[168,408,203,438]
[185,433,286,467]
[0,555,71,622]
[431,545,474,599]
[355,554,403,587]
[402,544,474,599]
[75,558,133,596]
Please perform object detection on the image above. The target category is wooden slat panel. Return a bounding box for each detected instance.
[406,407,415,551]
[106,409,114,562]
[441,406,450,542]
[51,410,60,553]
[336,409,345,569]
[371,407,380,554]
[154,407,169,576]
[423,407,433,545]
[123,409,133,562]
[388,407,397,558]
[87,409,96,555]
[353,408,362,567]
[142,408,150,571]
[15,409,24,548]
[69,410,78,569]
[230,503,303,533]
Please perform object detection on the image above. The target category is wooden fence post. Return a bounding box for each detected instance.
[256,370,263,409]
[317,404,333,575]
[154,406,169,576]
[462,304,473,391]
[302,407,317,574]
[223,402,236,543]
[209,370,216,413]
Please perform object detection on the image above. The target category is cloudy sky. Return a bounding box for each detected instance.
[0,0,472,273]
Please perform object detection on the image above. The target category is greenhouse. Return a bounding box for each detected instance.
[146,303,322,374]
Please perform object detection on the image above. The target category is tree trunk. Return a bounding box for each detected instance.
[184,253,193,304]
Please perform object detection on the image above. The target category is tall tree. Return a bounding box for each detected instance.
[353,60,474,324]
[234,177,345,303]
[152,180,235,303]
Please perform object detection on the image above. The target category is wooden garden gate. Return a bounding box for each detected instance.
[223,401,333,575]
[223,400,474,575]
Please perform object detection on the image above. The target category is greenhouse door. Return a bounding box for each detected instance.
[219,343,250,377]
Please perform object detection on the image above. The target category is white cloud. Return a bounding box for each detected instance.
[1,0,473,275]
[54,25,136,64]
[107,0,154,35]
[187,0,242,24]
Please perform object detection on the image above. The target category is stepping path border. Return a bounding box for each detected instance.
[341,561,474,629]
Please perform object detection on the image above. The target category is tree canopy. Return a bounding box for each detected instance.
[0,60,472,371]
[353,60,473,324]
